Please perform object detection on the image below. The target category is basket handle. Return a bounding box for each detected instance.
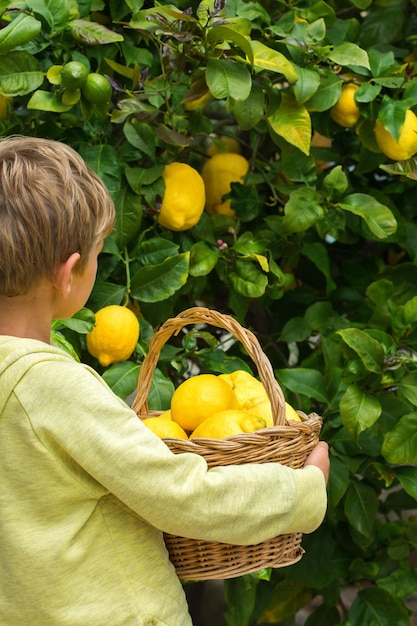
[131,307,286,427]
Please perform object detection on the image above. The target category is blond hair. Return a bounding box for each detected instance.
[0,136,116,296]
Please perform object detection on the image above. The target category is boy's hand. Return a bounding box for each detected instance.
[304,441,329,484]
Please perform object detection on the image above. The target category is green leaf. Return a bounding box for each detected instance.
[281,316,312,342]
[123,119,156,160]
[268,94,311,155]
[27,89,72,111]
[281,187,324,233]
[130,252,190,302]
[70,19,124,45]
[302,242,336,295]
[344,478,378,538]
[137,238,180,266]
[0,13,41,54]
[250,40,297,83]
[147,368,175,411]
[382,413,417,464]
[322,165,349,198]
[305,71,342,112]
[349,588,410,626]
[206,25,254,65]
[396,372,417,407]
[189,242,219,277]
[113,187,142,247]
[395,466,417,500]
[328,42,370,69]
[292,66,321,105]
[276,368,328,403]
[224,575,259,626]
[340,384,382,440]
[232,83,264,130]
[103,361,140,400]
[338,193,397,239]
[337,328,385,373]
[229,258,268,298]
[0,51,44,96]
[327,455,350,509]
[50,331,80,361]
[78,144,121,194]
[206,59,251,101]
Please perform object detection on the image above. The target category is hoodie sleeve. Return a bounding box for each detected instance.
[19,357,327,546]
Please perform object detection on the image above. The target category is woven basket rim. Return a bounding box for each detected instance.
[132,306,288,426]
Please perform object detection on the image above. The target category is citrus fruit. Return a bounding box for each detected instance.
[189,409,266,440]
[86,304,140,367]
[170,373,238,432]
[330,83,361,128]
[219,370,274,427]
[60,61,89,90]
[158,162,206,231]
[142,417,188,440]
[374,109,417,161]
[81,72,112,104]
[207,135,242,156]
[159,409,172,420]
[201,153,249,217]
[285,402,301,422]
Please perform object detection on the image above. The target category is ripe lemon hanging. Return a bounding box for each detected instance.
[170,373,238,432]
[86,305,140,367]
[330,83,361,128]
[201,153,249,217]
[142,417,188,440]
[189,409,266,440]
[158,162,206,231]
[374,109,417,161]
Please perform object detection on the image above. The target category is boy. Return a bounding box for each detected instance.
[0,136,329,625]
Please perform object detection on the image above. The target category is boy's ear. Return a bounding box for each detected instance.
[53,252,81,297]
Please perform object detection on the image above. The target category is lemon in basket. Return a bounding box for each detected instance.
[219,370,274,427]
[142,417,188,440]
[190,409,266,440]
[170,373,238,432]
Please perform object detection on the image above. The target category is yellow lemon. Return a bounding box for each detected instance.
[219,370,274,427]
[142,417,188,440]
[285,402,301,422]
[375,109,417,161]
[207,135,242,156]
[330,83,361,128]
[159,409,172,420]
[201,153,249,217]
[190,409,266,440]
[86,305,140,367]
[170,373,238,432]
[158,162,206,231]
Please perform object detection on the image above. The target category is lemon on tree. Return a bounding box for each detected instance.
[330,83,361,128]
[206,135,242,156]
[375,109,417,160]
[81,73,112,104]
[189,409,266,440]
[170,373,237,432]
[60,61,89,90]
[86,304,140,367]
[201,153,249,217]
[157,162,206,231]
[142,417,188,440]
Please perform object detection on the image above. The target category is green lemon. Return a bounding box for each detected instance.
[60,61,89,90]
[81,73,112,104]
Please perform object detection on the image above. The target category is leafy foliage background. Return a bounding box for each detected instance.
[2,0,417,623]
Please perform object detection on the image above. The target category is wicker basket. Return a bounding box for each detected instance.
[132,307,322,580]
